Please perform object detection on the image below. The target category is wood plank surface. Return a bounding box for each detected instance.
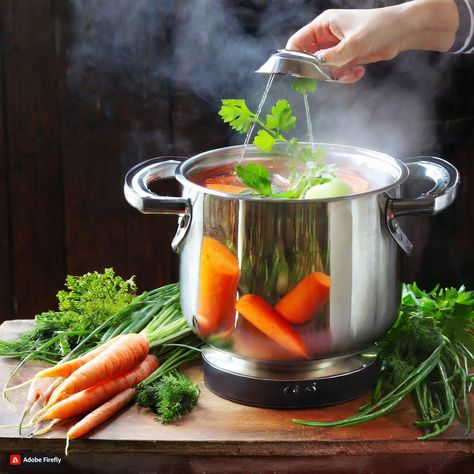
[0,320,473,474]
[0,0,66,318]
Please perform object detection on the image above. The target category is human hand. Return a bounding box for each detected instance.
[286,0,459,83]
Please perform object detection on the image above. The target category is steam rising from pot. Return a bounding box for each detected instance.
[67,0,454,161]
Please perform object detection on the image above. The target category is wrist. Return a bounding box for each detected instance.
[396,0,459,52]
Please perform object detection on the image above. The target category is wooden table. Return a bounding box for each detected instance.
[0,320,473,474]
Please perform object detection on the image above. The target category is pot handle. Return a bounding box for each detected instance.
[124,157,191,215]
[124,157,192,253]
[385,156,460,254]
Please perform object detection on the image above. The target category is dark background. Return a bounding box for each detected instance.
[0,0,473,322]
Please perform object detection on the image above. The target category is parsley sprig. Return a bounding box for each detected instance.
[218,96,334,199]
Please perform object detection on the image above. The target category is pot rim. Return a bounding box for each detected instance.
[175,143,410,202]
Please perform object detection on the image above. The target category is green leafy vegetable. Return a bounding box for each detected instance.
[253,130,276,153]
[0,272,187,365]
[264,99,297,133]
[218,99,255,134]
[291,78,318,94]
[293,283,474,439]
[136,370,200,424]
[219,97,335,199]
[234,163,273,196]
[57,268,137,330]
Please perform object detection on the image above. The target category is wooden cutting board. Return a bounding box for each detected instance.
[0,320,473,474]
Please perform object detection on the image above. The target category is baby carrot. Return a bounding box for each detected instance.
[197,237,240,337]
[67,388,135,439]
[42,354,159,421]
[48,333,149,403]
[275,272,330,324]
[235,294,310,359]
[35,336,123,379]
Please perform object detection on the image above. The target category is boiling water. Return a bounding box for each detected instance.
[303,94,314,151]
[238,73,275,164]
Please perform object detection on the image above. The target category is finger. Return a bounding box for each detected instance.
[286,20,339,53]
[317,39,356,67]
[286,22,320,52]
[331,65,366,84]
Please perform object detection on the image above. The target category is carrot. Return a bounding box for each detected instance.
[41,354,158,421]
[275,272,330,324]
[337,174,369,194]
[67,388,135,439]
[204,175,243,186]
[235,294,309,359]
[205,183,249,194]
[35,336,123,379]
[233,318,298,361]
[48,333,149,403]
[197,237,240,337]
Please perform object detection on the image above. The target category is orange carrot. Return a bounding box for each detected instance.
[205,183,249,194]
[67,388,135,439]
[275,272,330,324]
[205,175,243,186]
[197,237,240,337]
[42,354,158,421]
[48,333,149,403]
[337,174,369,194]
[35,336,123,379]
[235,294,309,359]
[233,318,298,361]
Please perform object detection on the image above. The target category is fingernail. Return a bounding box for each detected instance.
[314,51,327,63]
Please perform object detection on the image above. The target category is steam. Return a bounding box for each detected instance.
[67,0,454,161]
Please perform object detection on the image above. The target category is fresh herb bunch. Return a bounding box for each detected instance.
[0,269,137,362]
[57,268,137,330]
[293,283,474,439]
[136,370,201,424]
[218,95,334,199]
[0,271,187,365]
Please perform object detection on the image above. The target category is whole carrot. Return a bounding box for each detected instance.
[275,272,330,324]
[67,388,135,439]
[235,294,310,359]
[48,333,149,404]
[41,354,159,421]
[35,336,123,379]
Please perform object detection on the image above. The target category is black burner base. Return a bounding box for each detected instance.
[202,349,381,408]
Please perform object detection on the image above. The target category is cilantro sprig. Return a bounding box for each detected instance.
[218,97,334,199]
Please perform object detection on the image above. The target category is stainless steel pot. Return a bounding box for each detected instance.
[124,143,458,364]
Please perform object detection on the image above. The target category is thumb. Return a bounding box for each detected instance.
[316,40,356,67]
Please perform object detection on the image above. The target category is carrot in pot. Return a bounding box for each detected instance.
[41,354,159,421]
[197,236,240,337]
[235,294,310,359]
[275,272,330,324]
[337,174,369,194]
[47,333,149,404]
[205,183,249,194]
[35,336,123,379]
[205,175,243,186]
[233,318,298,361]
[66,388,135,440]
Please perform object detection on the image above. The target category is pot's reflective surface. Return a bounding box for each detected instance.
[176,144,407,361]
[124,143,459,364]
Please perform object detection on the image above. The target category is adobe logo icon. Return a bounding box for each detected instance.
[10,454,22,465]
